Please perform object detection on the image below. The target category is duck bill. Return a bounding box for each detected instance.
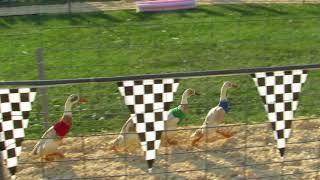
[231,84,239,88]
[195,92,200,96]
[79,97,88,103]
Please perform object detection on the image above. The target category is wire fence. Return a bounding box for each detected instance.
[0,63,318,179]
[0,3,320,179]
[1,18,320,79]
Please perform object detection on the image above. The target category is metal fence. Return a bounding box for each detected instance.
[1,4,320,179]
[0,63,319,179]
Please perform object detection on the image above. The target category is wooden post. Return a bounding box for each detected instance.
[36,48,50,130]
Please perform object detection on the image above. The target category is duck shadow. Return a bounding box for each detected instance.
[39,159,79,179]
[17,157,78,179]
[118,152,187,179]
[154,126,281,179]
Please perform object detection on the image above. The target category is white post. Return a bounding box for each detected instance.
[36,48,50,130]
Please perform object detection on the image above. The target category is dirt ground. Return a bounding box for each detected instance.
[16,118,320,180]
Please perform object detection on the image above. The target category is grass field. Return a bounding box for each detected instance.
[0,4,319,138]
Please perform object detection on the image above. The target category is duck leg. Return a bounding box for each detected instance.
[166,138,178,145]
[43,155,55,161]
[43,154,56,161]
[52,152,65,159]
[216,128,233,138]
[190,128,205,147]
[164,120,179,145]
[191,133,204,147]
[165,131,178,145]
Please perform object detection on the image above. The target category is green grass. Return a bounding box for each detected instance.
[0,4,319,138]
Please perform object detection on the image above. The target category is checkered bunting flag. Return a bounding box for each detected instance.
[118,79,179,173]
[251,70,308,157]
[0,88,37,178]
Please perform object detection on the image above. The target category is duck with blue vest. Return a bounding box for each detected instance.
[164,88,199,145]
[190,81,238,146]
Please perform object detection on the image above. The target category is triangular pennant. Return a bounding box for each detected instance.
[117,79,179,172]
[251,70,308,157]
[0,88,37,177]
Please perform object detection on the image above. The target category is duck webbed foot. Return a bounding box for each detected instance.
[43,152,64,161]
[110,145,121,153]
[54,152,65,159]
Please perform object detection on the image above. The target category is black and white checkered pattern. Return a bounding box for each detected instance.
[0,88,37,177]
[118,79,179,172]
[252,70,308,157]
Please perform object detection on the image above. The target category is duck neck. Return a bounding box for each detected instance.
[63,102,73,117]
[220,86,228,101]
[180,92,189,105]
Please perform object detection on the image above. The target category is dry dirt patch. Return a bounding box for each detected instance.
[17,118,320,179]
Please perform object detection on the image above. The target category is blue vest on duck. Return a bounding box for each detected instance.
[218,100,230,113]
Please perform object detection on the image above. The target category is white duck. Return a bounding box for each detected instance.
[31,94,87,161]
[109,88,198,151]
[164,88,199,145]
[108,115,139,153]
[190,81,238,146]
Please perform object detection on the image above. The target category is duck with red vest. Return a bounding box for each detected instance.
[31,94,87,161]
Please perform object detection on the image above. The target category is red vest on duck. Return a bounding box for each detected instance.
[54,116,72,138]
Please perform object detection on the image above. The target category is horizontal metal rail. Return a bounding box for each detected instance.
[0,64,319,88]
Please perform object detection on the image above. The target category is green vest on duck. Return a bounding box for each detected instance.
[169,106,186,120]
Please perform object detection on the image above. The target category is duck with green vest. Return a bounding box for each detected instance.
[164,88,199,145]
[190,81,239,146]
[109,88,199,152]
